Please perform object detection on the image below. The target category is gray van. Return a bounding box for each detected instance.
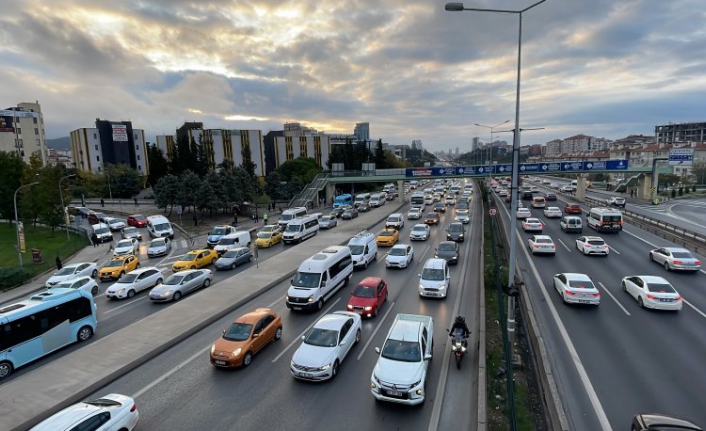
[560,216,583,233]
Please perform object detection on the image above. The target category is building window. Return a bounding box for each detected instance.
[93,133,97,139]
[95,145,99,150]
[137,155,141,161]
[36,139,40,146]
[34,128,39,135]
[96,156,100,161]
[135,144,139,151]
[33,117,37,124]
[17,128,21,134]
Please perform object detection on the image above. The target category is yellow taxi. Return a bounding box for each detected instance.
[255,230,283,248]
[98,255,140,281]
[376,229,400,247]
[172,249,218,272]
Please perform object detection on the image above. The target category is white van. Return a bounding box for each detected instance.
[386,213,405,230]
[418,258,450,299]
[286,246,354,311]
[146,215,174,239]
[354,193,371,208]
[214,231,252,255]
[570,180,578,191]
[587,207,623,232]
[278,206,308,227]
[347,230,378,270]
[92,223,113,243]
[282,214,319,244]
[370,193,386,208]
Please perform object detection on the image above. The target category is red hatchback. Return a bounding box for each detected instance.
[346,277,388,318]
[127,214,148,227]
[565,204,583,214]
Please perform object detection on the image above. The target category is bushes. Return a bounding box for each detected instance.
[671,189,677,198]
[0,267,32,290]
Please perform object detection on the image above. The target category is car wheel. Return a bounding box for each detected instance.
[243,351,253,367]
[155,278,163,286]
[372,306,378,318]
[91,269,98,278]
[364,259,369,269]
[211,258,216,265]
[173,291,182,301]
[190,266,196,270]
[317,298,324,310]
[638,296,644,308]
[230,263,236,270]
[119,271,125,278]
[385,290,388,301]
[275,327,283,340]
[77,325,94,342]
[127,289,135,298]
[203,278,211,288]
[331,360,340,379]
[91,286,99,295]
[0,361,13,379]
[355,329,362,344]
[136,262,141,269]
[664,262,670,271]
[649,253,654,261]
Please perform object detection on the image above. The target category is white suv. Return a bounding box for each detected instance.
[418,258,450,298]
[386,213,405,230]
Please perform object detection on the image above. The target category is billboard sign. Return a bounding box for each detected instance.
[404,159,629,178]
[668,148,694,166]
[0,115,14,132]
[112,124,128,142]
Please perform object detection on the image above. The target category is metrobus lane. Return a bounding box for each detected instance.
[84,207,483,431]
[516,202,706,430]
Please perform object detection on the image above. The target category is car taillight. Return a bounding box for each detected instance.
[564,290,575,296]
[676,296,682,301]
[533,244,539,248]
[646,294,657,300]
[696,260,702,265]
[130,403,137,412]
[673,260,682,264]
[592,293,600,297]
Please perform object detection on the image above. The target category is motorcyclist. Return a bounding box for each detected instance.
[449,315,470,339]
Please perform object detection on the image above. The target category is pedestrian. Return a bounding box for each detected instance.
[233,212,238,225]
[193,214,198,227]
[90,233,98,247]
[271,202,275,211]
[134,197,139,206]
[263,213,268,225]
[255,212,259,223]
[100,198,105,207]
[55,256,62,271]
[278,205,282,213]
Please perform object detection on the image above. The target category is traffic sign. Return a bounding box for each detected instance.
[650,187,656,195]
[668,148,694,166]
[489,207,497,217]
[404,159,629,178]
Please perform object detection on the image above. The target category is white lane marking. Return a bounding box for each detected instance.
[597,282,630,316]
[132,344,211,399]
[514,222,613,430]
[608,245,621,255]
[357,301,396,361]
[180,239,188,249]
[103,296,148,315]
[557,238,572,252]
[683,299,706,320]
[267,296,283,308]
[271,298,341,363]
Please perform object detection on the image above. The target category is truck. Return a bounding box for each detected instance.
[370,313,434,405]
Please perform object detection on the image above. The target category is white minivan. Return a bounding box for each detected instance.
[418,258,450,299]
[286,246,354,311]
[146,215,174,239]
[214,231,252,255]
[283,214,319,244]
[369,193,386,208]
[347,230,378,270]
[278,206,308,227]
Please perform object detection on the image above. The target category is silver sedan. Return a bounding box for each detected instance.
[215,247,253,271]
[649,247,702,272]
[149,269,213,302]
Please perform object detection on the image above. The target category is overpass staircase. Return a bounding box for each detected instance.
[288,172,331,208]
[613,173,643,193]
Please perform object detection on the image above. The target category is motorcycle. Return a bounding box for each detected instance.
[448,329,469,369]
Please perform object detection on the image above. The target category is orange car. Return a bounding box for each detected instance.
[210,308,283,368]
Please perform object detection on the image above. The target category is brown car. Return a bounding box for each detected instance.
[424,212,440,225]
[564,203,583,215]
[210,308,283,368]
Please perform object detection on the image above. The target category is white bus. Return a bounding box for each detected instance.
[410,192,426,209]
[286,246,354,311]
[587,207,623,232]
[0,288,97,379]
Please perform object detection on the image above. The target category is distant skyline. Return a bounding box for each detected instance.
[2,0,706,152]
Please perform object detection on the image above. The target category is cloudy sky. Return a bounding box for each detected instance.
[1,0,705,152]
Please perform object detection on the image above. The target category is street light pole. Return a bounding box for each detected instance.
[14,180,39,268]
[59,174,77,241]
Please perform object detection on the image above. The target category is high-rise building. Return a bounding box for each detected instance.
[70,119,148,175]
[0,101,47,165]
[354,122,370,142]
[471,137,479,152]
[656,121,706,143]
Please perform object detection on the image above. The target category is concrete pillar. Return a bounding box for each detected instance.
[325,183,335,207]
[576,177,586,201]
[397,180,405,201]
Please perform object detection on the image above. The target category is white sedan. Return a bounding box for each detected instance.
[290,311,362,381]
[45,262,98,287]
[410,224,431,241]
[621,275,682,311]
[30,393,139,431]
[552,273,600,306]
[113,238,140,256]
[649,247,702,272]
[516,208,531,219]
[407,208,423,219]
[104,217,127,231]
[386,244,414,269]
[575,236,610,256]
[543,207,563,218]
[454,209,470,224]
[50,275,99,295]
[147,237,171,257]
[522,218,543,232]
[106,267,164,299]
[528,235,556,255]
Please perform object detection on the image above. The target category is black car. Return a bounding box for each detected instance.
[342,208,359,219]
[358,202,371,212]
[446,222,466,242]
[631,413,702,431]
[543,192,557,201]
[433,203,446,213]
[435,241,459,265]
[522,191,534,201]
[330,207,345,218]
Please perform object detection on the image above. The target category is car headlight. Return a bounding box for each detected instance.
[319,364,331,371]
[357,257,363,262]
[307,295,314,303]
[117,289,124,295]
[162,290,171,297]
[211,345,215,354]
[364,306,372,311]
[232,348,241,357]
[347,304,353,310]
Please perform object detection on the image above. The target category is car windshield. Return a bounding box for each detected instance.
[457,210,468,215]
[223,323,253,341]
[381,339,421,362]
[54,281,76,288]
[389,248,407,256]
[105,260,124,268]
[117,240,132,248]
[304,328,339,347]
[344,210,354,214]
[55,267,78,276]
[222,250,239,258]
[133,215,146,221]
[114,219,126,225]
[150,239,166,247]
[568,280,595,289]
[379,231,393,237]
[164,275,186,285]
[587,240,605,246]
[353,285,376,298]
[448,225,463,232]
[94,228,109,235]
[671,251,693,258]
[210,227,227,236]
[422,268,445,280]
[219,237,237,245]
[536,238,552,244]
[285,224,300,232]
[426,213,437,219]
[438,243,455,251]
[388,216,400,222]
[647,282,676,293]
[321,216,332,222]
[257,232,272,239]
[413,226,427,232]
[154,222,170,231]
[603,216,622,222]
[123,227,137,234]
[118,273,139,283]
[348,245,364,255]
[182,253,198,261]
[86,398,122,408]
[292,272,320,288]
[261,225,275,232]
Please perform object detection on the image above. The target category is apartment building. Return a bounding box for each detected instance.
[70,119,148,175]
[0,101,48,165]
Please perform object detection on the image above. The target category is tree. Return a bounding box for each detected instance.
[177,170,200,211]
[383,151,405,169]
[146,143,169,187]
[265,171,288,202]
[0,152,24,222]
[154,174,180,214]
[170,138,193,176]
[657,173,679,189]
[276,157,322,183]
[191,136,210,177]
[104,164,142,199]
[194,177,217,213]
[35,165,65,231]
[232,166,257,202]
[241,143,257,178]
[374,139,386,168]
[692,160,706,185]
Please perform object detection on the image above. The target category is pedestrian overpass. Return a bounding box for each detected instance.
[289,159,669,207]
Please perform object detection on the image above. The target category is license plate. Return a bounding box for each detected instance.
[386,390,403,397]
[578,300,591,304]
[300,373,312,378]
[660,298,672,302]
[292,307,302,310]
[214,360,226,365]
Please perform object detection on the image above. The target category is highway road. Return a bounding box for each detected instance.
[85,195,484,431]
[495,187,706,430]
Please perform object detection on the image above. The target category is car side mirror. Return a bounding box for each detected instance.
[417,274,421,278]
[222,329,226,335]
[181,280,187,285]
[252,333,260,339]
[424,354,432,360]
[301,335,306,341]
[375,347,381,354]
